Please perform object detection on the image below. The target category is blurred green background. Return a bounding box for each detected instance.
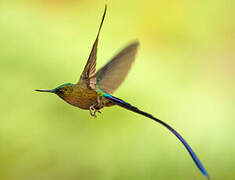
[0,0,234,179]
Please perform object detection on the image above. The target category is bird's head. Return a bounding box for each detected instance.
[35,83,74,99]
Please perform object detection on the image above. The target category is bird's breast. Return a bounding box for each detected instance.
[65,85,99,110]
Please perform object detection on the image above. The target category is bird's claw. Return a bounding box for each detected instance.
[89,105,101,118]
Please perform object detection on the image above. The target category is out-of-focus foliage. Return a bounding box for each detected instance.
[0,0,234,180]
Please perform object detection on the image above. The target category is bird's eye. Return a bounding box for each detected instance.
[56,89,64,94]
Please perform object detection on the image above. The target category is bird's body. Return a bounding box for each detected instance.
[58,81,113,110]
[35,5,209,179]
[63,82,99,109]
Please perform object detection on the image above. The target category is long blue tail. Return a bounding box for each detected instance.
[103,94,209,179]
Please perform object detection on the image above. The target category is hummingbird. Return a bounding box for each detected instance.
[35,5,209,179]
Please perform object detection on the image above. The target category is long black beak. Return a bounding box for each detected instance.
[35,89,55,93]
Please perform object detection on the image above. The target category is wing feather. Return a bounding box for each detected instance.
[96,41,139,94]
[78,5,107,89]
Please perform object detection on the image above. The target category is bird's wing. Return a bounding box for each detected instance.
[102,94,209,179]
[96,41,139,94]
[78,5,107,89]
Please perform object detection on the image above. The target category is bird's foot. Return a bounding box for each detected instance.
[89,105,101,118]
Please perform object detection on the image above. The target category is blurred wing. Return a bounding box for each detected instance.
[78,5,107,89]
[96,41,139,94]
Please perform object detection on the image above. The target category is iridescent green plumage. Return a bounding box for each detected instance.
[35,5,209,179]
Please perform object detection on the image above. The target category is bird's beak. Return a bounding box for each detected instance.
[35,89,55,93]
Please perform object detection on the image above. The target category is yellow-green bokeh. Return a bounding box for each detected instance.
[0,0,234,180]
